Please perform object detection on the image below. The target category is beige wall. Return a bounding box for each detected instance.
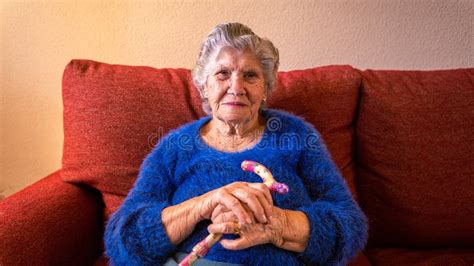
[1,0,472,198]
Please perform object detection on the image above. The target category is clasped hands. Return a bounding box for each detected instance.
[200,182,309,252]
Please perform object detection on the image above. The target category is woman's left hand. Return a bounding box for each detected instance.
[208,205,310,252]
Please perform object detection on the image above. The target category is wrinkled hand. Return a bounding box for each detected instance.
[207,205,288,250]
[199,182,274,225]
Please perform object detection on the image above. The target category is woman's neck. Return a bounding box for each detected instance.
[201,116,265,152]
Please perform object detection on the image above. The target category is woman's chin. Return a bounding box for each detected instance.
[212,104,261,124]
[216,112,251,124]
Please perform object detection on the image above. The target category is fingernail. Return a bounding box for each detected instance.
[262,215,267,223]
[246,217,252,224]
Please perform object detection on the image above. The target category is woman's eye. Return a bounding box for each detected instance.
[244,72,258,79]
[216,70,230,80]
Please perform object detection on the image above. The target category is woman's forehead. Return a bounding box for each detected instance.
[212,46,262,70]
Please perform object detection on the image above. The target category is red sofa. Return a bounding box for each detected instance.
[1,60,472,266]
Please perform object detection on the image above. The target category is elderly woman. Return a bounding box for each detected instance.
[104,22,368,265]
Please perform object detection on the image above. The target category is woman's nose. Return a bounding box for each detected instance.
[227,75,246,96]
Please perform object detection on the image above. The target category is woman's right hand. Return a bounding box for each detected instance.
[199,182,274,225]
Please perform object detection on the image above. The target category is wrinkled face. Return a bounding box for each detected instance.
[204,46,266,125]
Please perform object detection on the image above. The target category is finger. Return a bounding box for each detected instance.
[213,204,258,224]
[207,221,240,235]
[231,182,273,208]
[241,205,258,223]
[221,206,258,223]
[232,187,271,223]
[213,209,238,224]
[249,183,273,207]
[232,189,266,223]
[215,190,252,224]
[248,183,273,218]
[211,205,225,221]
[225,182,270,222]
[220,237,263,250]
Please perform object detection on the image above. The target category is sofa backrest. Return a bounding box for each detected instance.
[61,59,361,218]
[356,68,474,247]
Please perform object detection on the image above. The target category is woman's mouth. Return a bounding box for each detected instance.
[222,102,247,107]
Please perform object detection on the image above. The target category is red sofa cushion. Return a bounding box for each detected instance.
[61,59,361,218]
[61,60,206,218]
[356,68,474,247]
[273,67,361,198]
[0,171,103,265]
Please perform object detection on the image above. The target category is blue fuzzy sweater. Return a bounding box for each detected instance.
[104,109,368,266]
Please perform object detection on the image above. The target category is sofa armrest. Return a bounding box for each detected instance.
[0,170,104,265]
[348,251,372,266]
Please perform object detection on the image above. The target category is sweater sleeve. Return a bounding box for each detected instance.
[104,137,178,266]
[296,128,368,266]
